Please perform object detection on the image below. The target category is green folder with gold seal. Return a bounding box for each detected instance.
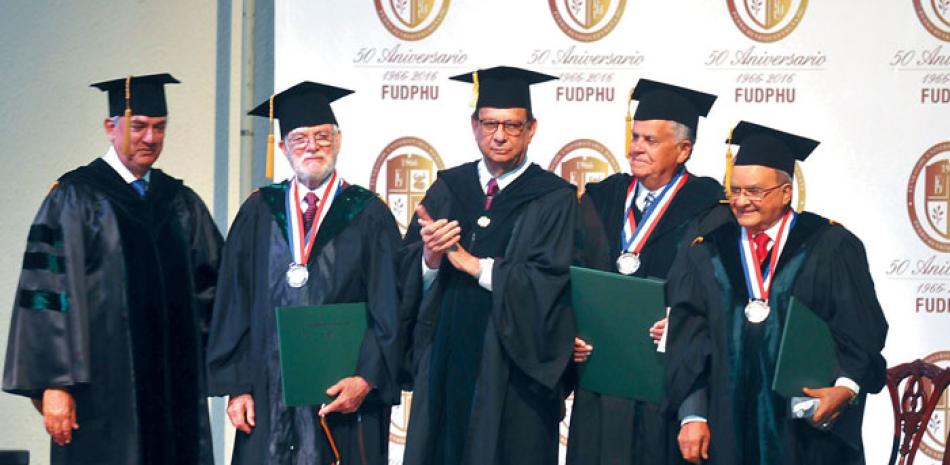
[275,302,368,407]
[772,297,839,398]
[570,266,666,403]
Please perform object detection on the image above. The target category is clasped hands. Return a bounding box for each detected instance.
[227,376,371,434]
[417,204,480,278]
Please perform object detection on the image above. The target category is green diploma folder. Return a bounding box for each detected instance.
[772,297,839,398]
[275,302,368,407]
[570,266,666,403]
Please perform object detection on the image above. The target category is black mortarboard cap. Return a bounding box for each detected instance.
[729,121,819,176]
[90,73,179,117]
[449,66,558,114]
[248,81,354,138]
[630,79,717,133]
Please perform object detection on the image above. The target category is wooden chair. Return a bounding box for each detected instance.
[886,359,950,465]
[0,451,28,465]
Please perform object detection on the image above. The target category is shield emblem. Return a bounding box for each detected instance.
[386,153,435,232]
[390,0,435,28]
[559,155,612,196]
[932,0,950,28]
[925,159,950,239]
[565,0,610,29]
[744,0,793,29]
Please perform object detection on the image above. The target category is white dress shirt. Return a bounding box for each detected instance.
[102,146,150,184]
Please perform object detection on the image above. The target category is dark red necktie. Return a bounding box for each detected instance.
[485,178,499,209]
[303,192,318,232]
[753,232,771,266]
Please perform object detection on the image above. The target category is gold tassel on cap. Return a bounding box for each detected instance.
[266,94,275,180]
[722,126,735,202]
[123,75,132,155]
[794,160,806,213]
[624,86,635,159]
[469,69,480,108]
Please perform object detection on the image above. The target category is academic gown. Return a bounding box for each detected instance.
[206,181,403,465]
[567,172,725,465]
[399,162,578,465]
[3,158,222,465]
[664,210,889,465]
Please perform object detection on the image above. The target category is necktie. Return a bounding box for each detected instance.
[485,178,499,209]
[642,192,657,213]
[131,179,148,198]
[753,233,771,266]
[303,192,319,233]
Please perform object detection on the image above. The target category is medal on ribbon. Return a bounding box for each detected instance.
[616,171,689,275]
[284,172,341,288]
[738,209,796,323]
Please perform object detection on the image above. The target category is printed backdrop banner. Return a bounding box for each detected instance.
[270,1,950,463]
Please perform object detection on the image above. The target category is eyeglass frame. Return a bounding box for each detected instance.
[727,183,789,202]
[474,118,533,137]
[285,128,338,150]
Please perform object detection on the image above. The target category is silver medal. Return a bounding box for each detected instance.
[616,252,641,275]
[744,299,771,323]
[286,263,309,288]
[477,216,491,228]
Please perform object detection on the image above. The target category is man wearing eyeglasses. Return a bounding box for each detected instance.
[568,79,725,465]
[206,82,403,465]
[664,121,888,465]
[399,66,577,465]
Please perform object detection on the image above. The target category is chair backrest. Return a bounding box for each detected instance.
[886,359,950,465]
[0,450,28,465]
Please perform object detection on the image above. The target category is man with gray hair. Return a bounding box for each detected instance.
[569,79,724,465]
[3,73,222,464]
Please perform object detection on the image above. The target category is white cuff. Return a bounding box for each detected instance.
[680,415,707,426]
[835,377,860,396]
[421,256,438,290]
[477,258,494,291]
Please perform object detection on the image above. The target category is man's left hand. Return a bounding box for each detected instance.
[319,376,371,416]
[446,244,481,278]
[802,386,854,427]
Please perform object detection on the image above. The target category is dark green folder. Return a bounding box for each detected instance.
[772,297,839,398]
[570,266,666,403]
[275,303,368,407]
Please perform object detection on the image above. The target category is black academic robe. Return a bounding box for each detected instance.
[399,162,577,465]
[206,181,403,465]
[665,209,889,465]
[567,172,725,465]
[3,158,222,465]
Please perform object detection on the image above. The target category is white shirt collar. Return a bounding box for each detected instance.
[102,146,150,184]
[294,172,335,209]
[477,156,531,194]
[758,207,791,248]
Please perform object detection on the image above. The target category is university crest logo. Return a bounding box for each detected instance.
[375,0,450,41]
[727,0,808,42]
[549,0,627,42]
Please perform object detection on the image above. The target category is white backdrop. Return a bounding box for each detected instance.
[269,1,950,463]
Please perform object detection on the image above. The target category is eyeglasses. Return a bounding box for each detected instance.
[476,119,530,136]
[286,131,334,149]
[728,184,788,202]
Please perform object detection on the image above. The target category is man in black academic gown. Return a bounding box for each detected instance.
[2,74,223,465]
[206,82,402,465]
[664,121,888,465]
[569,79,724,465]
[399,66,577,465]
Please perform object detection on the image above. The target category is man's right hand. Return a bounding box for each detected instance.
[573,337,593,363]
[678,421,711,464]
[227,394,256,434]
[43,388,78,446]
[416,204,461,269]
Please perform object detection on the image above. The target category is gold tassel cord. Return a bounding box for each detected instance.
[794,160,806,213]
[624,86,635,160]
[469,69,480,108]
[123,75,132,155]
[266,94,275,180]
[723,126,735,201]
